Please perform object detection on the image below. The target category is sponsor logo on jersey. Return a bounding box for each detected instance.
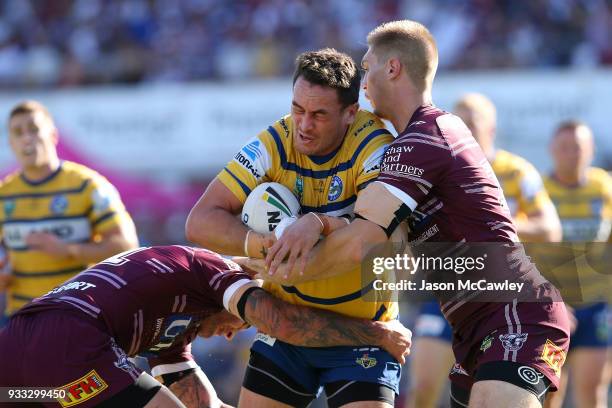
[353,119,375,136]
[480,333,495,352]
[279,118,290,136]
[499,333,528,352]
[58,370,108,407]
[356,353,377,369]
[235,141,263,178]
[328,175,343,201]
[3,199,15,217]
[541,339,566,377]
[50,194,68,214]
[517,366,544,385]
[147,315,193,353]
[46,281,96,295]
[591,199,603,215]
[243,140,262,161]
[92,185,117,214]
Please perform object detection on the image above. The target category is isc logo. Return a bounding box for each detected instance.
[58,370,108,407]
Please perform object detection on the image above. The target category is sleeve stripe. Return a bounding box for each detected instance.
[268,125,392,179]
[222,278,255,311]
[92,211,117,227]
[151,360,199,377]
[222,167,252,197]
[377,181,418,211]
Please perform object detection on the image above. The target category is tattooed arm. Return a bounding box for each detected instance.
[168,368,232,408]
[243,288,412,363]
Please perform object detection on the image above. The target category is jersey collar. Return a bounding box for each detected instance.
[20,161,64,186]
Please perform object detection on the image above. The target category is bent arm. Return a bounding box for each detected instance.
[185,178,272,257]
[515,201,562,242]
[244,287,390,348]
[168,368,230,408]
[68,222,139,264]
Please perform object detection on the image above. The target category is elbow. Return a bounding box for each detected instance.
[185,210,208,246]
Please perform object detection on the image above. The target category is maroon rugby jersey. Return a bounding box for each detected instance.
[18,246,254,370]
[378,105,518,243]
[361,105,549,328]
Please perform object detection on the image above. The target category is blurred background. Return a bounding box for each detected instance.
[0,0,610,406]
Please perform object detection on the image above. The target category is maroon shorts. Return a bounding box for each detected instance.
[0,308,141,407]
[449,298,570,392]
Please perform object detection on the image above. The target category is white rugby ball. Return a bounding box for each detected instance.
[241,182,301,234]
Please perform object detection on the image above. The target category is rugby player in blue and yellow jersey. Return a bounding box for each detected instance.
[543,120,611,408]
[186,49,399,407]
[0,101,138,321]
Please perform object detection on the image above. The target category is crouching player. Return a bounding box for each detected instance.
[0,245,412,408]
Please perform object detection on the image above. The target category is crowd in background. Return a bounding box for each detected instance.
[0,0,611,87]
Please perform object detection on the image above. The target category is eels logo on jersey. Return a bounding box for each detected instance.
[50,194,68,214]
[356,353,377,369]
[328,175,343,201]
[58,370,108,407]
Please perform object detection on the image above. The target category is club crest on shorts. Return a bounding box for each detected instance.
[541,339,566,377]
[499,333,528,351]
[57,369,108,407]
[356,353,377,369]
[517,366,544,385]
[111,340,132,373]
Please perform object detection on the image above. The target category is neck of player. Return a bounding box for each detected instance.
[389,89,432,134]
[553,167,586,187]
[23,157,61,182]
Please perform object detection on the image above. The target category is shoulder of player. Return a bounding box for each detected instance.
[494,150,539,176]
[586,167,612,189]
[0,170,22,191]
[347,110,393,145]
[60,161,111,185]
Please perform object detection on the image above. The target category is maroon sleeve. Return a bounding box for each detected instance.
[194,249,256,310]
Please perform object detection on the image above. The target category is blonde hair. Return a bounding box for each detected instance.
[454,93,497,125]
[9,100,54,124]
[367,20,438,91]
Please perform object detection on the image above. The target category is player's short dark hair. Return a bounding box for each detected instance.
[292,48,360,108]
[554,119,589,135]
[9,100,54,123]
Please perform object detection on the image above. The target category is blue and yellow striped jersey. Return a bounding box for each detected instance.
[0,161,134,314]
[492,149,553,221]
[218,110,397,320]
[543,167,612,303]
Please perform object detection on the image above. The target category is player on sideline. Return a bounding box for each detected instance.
[186,49,401,407]
[245,21,571,408]
[0,245,412,408]
[0,101,138,323]
[408,93,562,408]
[542,121,611,408]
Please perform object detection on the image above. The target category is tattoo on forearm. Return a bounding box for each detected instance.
[245,290,383,347]
[169,371,214,408]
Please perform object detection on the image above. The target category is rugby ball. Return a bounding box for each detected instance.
[241,182,301,233]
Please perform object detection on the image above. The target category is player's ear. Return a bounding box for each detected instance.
[343,102,358,125]
[388,58,401,80]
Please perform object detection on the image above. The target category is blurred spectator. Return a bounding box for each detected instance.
[1,0,611,88]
